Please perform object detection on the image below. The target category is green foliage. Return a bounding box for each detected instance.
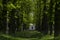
[0,0,60,40]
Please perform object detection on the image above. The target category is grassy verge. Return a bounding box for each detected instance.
[0,31,54,40]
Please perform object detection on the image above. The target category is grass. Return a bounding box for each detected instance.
[0,31,54,40]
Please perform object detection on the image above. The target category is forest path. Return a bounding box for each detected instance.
[0,33,54,40]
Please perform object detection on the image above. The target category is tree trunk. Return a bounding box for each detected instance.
[41,0,49,35]
[49,0,54,35]
[2,0,7,33]
[54,1,60,36]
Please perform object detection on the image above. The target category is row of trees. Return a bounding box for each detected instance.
[34,0,55,35]
[0,0,33,34]
[0,0,60,37]
[33,0,60,36]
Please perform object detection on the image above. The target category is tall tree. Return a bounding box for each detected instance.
[54,1,60,36]
[35,0,42,32]
[0,0,3,32]
[41,0,49,35]
[2,0,7,33]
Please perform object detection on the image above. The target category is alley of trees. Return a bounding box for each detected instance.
[0,0,60,40]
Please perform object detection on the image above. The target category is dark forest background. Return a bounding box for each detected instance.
[0,0,60,40]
